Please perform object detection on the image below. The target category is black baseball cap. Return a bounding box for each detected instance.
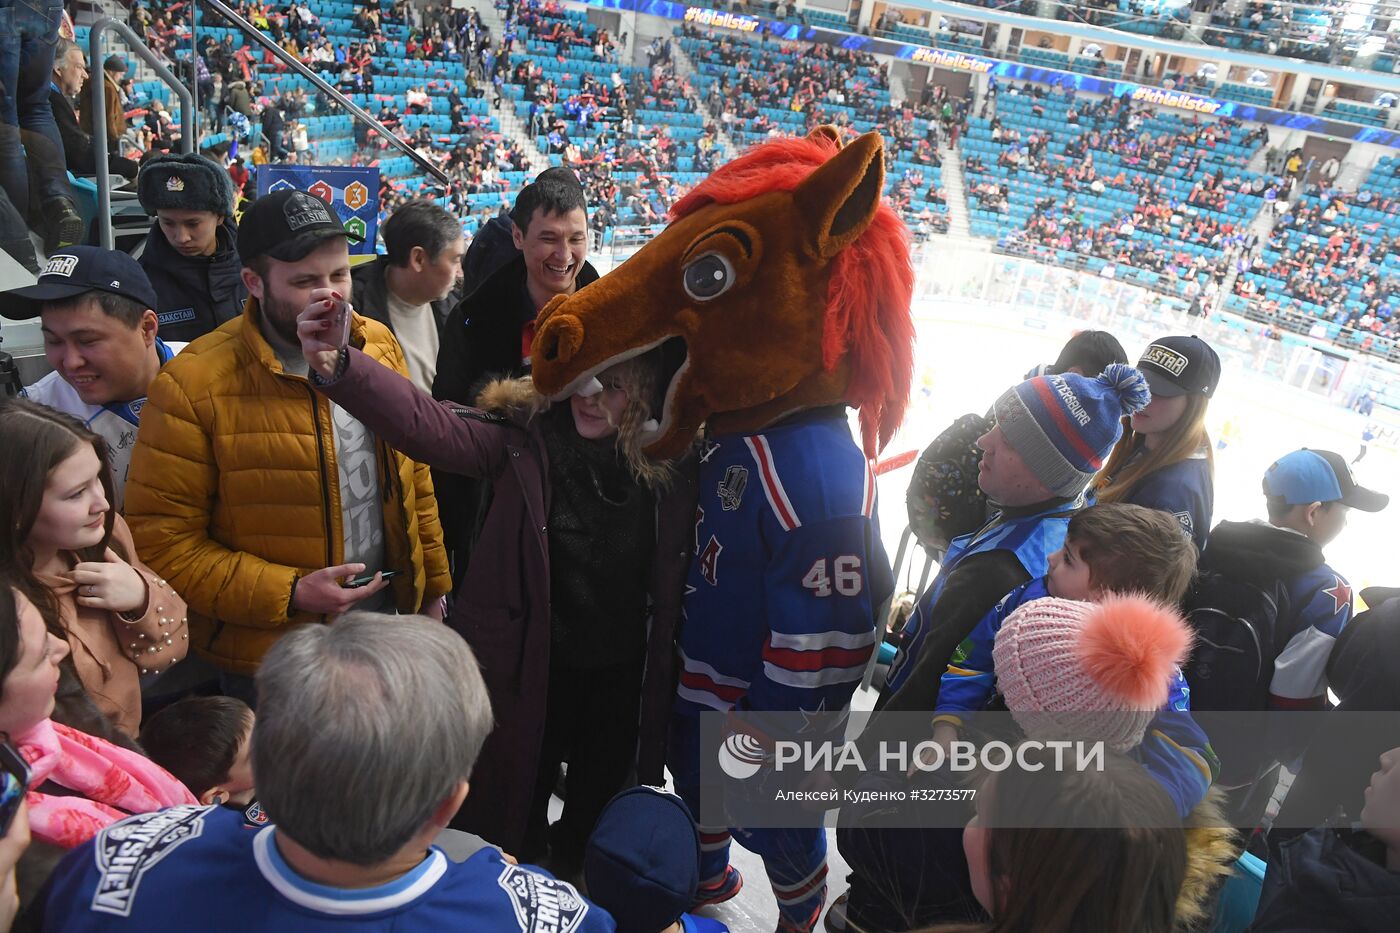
[3,246,158,320]
[1136,335,1221,399]
[1263,449,1389,513]
[236,189,363,266]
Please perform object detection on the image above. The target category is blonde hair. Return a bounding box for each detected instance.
[598,357,675,490]
[1095,394,1213,503]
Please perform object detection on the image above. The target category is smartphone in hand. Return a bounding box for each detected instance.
[0,739,31,837]
[345,570,402,589]
[330,298,352,349]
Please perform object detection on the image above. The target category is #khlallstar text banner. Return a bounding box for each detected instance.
[256,165,380,256]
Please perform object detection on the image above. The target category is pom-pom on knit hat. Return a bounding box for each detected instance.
[992,363,1151,498]
[992,593,1193,751]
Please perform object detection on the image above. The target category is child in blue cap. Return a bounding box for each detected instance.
[585,787,730,933]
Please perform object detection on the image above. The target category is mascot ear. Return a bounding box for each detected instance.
[806,125,844,149]
[794,131,885,261]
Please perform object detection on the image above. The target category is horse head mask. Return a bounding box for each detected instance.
[531,127,916,460]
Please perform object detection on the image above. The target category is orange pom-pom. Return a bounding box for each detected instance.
[1076,593,1193,709]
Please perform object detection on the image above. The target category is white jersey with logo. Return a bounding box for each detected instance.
[22,340,185,510]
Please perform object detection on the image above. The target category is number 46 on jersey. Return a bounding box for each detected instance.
[802,556,864,597]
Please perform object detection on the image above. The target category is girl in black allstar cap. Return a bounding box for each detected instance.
[1095,335,1222,551]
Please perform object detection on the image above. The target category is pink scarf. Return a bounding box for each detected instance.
[18,719,198,849]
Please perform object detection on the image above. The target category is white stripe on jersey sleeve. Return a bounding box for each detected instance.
[1270,625,1337,701]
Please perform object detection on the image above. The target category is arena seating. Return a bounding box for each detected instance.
[679,28,948,233]
[966,86,1269,298]
[95,0,1396,358]
[1228,156,1400,350]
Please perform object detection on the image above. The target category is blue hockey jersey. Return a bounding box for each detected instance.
[884,496,1081,697]
[1119,452,1214,552]
[42,805,615,932]
[675,409,893,715]
[932,577,1218,818]
[1272,561,1354,706]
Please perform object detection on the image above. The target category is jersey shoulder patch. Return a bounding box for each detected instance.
[496,863,592,932]
[90,805,211,917]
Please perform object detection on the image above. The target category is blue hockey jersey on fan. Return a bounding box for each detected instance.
[674,409,893,715]
[1272,561,1354,706]
[884,496,1081,697]
[1117,452,1214,551]
[41,805,615,932]
[934,576,1218,818]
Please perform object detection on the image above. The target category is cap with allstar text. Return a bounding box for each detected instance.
[236,189,363,266]
[1263,449,1389,512]
[1136,335,1221,399]
[1,246,158,320]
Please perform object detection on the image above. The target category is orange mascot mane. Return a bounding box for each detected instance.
[530,127,916,460]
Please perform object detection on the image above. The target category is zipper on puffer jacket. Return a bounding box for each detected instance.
[304,385,335,574]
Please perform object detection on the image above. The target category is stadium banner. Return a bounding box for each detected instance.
[256,165,380,255]
[582,0,1400,150]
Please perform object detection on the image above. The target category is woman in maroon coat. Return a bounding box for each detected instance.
[298,318,695,875]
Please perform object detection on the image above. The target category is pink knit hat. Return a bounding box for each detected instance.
[992,594,1193,751]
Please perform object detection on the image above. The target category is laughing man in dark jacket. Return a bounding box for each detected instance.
[431,170,599,582]
[135,153,246,343]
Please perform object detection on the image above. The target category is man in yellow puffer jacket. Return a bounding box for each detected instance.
[126,190,452,701]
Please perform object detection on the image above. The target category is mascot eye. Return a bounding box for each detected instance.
[682,252,735,301]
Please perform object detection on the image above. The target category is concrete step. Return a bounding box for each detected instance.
[938,143,972,238]
[669,38,739,161]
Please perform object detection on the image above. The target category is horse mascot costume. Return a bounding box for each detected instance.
[532,126,916,932]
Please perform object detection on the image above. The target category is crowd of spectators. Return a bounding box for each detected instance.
[1233,178,1400,343]
[963,83,1281,310]
[6,4,1400,933]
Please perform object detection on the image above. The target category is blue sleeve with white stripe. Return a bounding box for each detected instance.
[1135,671,1218,819]
[740,516,890,713]
[1271,567,1352,708]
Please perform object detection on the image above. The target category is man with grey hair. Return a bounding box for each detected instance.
[49,37,140,180]
[41,614,618,931]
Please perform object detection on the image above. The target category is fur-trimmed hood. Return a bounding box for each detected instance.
[1175,788,1243,932]
[474,375,552,422]
[474,376,678,490]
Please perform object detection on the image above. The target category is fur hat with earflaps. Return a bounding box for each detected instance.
[137,153,238,218]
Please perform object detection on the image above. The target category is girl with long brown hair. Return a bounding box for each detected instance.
[0,399,187,737]
[934,749,1187,933]
[1096,336,1221,550]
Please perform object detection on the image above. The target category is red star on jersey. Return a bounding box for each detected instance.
[1321,576,1352,616]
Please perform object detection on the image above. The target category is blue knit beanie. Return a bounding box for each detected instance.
[992,363,1151,498]
[584,787,700,933]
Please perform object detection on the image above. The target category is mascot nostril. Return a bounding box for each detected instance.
[538,315,584,365]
